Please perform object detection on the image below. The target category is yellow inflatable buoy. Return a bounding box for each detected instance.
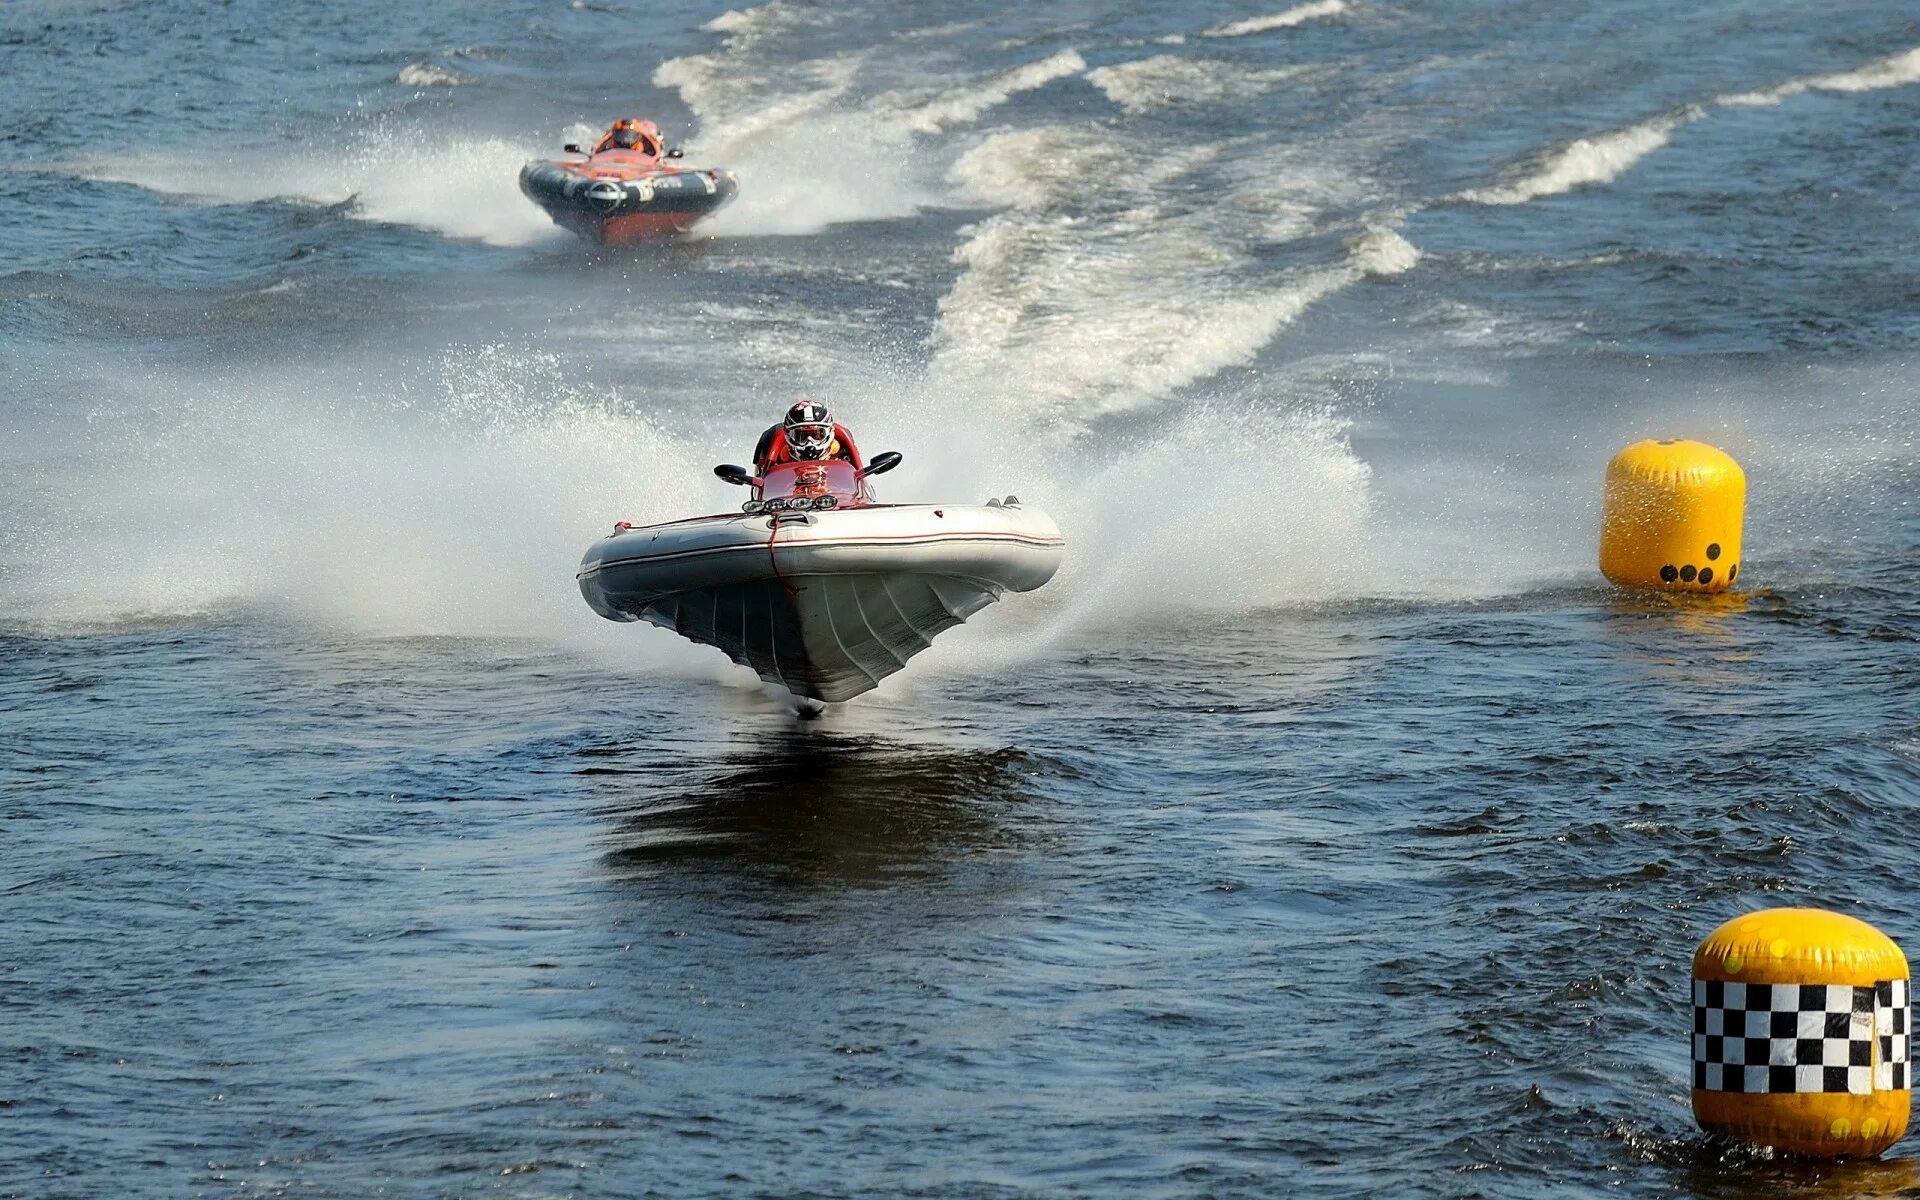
[1599,439,1744,592]
[1693,908,1910,1157]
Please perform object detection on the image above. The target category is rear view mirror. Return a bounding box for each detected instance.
[666,147,685,159]
[862,451,902,477]
[714,463,758,486]
[563,143,585,155]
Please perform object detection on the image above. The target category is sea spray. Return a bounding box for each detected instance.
[0,346,705,637]
[81,122,561,247]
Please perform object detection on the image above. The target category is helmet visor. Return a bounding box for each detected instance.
[788,423,832,451]
[612,129,642,149]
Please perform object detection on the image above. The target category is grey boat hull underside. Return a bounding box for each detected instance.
[639,572,999,702]
[577,503,1063,701]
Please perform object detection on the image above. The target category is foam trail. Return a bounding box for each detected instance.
[396,62,466,88]
[945,123,1157,209]
[1804,45,1920,93]
[1350,224,1420,275]
[934,220,1417,427]
[936,122,1413,424]
[703,1,795,37]
[1719,45,1920,107]
[659,13,1084,237]
[1460,43,1920,207]
[1085,55,1311,112]
[881,50,1086,134]
[1460,110,1700,205]
[1204,0,1346,38]
[655,4,909,237]
[655,63,929,236]
[652,46,861,150]
[81,126,559,247]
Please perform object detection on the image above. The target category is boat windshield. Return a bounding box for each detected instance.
[759,459,859,502]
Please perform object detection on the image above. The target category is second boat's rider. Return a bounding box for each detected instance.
[593,118,664,157]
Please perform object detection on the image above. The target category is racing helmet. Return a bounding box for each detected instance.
[607,118,659,152]
[784,400,834,460]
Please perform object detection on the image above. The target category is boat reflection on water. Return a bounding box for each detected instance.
[591,729,1068,889]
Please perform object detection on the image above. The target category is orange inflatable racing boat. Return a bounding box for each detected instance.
[519,120,738,247]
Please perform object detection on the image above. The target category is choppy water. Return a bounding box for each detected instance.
[3,0,1918,1196]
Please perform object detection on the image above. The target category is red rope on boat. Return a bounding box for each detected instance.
[766,514,799,597]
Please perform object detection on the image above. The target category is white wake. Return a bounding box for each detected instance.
[1203,0,1348,38]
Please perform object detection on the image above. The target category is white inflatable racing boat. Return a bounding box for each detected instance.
[578,454,1063,702]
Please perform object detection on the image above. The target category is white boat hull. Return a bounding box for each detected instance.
[578,502,1063,701]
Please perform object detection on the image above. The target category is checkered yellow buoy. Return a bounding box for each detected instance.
[1599,439,1744,592]
[1693,908,1910,1157]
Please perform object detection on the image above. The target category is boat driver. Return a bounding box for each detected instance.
[593,118,663,157]
[755,401,862,473]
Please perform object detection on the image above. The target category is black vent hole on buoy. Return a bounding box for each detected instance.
[1660,564,1679,583]
[1680,565,1698,582]
[1706,543,1721,561]
[1729,564,1738,582]
[1698,567,1714,585]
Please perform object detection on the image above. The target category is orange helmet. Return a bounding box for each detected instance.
[605,118,662,153]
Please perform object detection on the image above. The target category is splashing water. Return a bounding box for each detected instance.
[0,346,704,636]
[79,121,562,247]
